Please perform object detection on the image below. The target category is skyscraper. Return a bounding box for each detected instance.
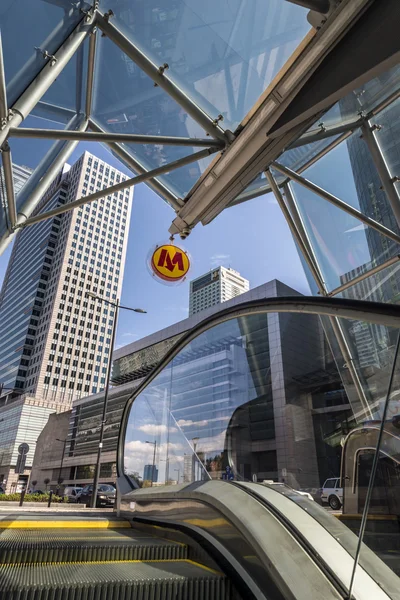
[0,151,132,407]
[189,267,249,316]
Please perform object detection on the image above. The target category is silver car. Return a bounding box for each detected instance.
[63,486,83,503]
[320,478,343,510]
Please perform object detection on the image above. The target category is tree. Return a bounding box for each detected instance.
[44,478,50,491]
[31,480,37,491]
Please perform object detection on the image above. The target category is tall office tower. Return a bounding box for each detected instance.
[189,266,249,316]
[0,151,132,408]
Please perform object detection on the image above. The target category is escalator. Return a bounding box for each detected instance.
[1,479,399,599]
[0,513,238,599]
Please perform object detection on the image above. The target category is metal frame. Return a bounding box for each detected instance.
[95,13,230,145]
[328,255,400,296]
[19,147,219,228]
[8,127,224,148]
[271,161,400,246]
[267,172,371,417]
[0,0,397,429]
[360,120,400,228]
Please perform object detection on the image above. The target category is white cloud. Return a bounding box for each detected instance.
[177,419,209,428]
[210,253,230,268]
[122,332,139,338]
[268,197,279,205]
[138,424,168,435]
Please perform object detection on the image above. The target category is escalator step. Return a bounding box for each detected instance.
[0,528,187,563]
[0,559,232,599]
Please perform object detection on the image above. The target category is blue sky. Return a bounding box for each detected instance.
[0,114,373,351]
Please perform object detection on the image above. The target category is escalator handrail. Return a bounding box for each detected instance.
[121,479,396,600]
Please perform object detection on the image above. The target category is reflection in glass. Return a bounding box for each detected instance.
[0,1,88,106]
[98,0,310,130]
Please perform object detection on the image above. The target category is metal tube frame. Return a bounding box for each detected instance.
[20,147,218,228]
[0,115,88,255]
[85,28,97,119]
[9,127,223,148]
[95,13,229,144]
[328,255,400,297]
[1,143,16,229]
[271,161,400,246]
[361,120,400,229]
[88,117,183,210]
[0,31,7,123]
[276,178,372,417]
[288,118,363,149]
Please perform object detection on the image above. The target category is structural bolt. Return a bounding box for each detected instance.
[213,114,224,126]
[370,123,382,132]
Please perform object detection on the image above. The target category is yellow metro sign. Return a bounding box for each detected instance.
[151,244,190,282]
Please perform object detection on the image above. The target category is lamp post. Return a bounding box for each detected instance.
[145,440,157,486]
[86,292,146,508]
[55,438,67,495]
[192,437,199,482]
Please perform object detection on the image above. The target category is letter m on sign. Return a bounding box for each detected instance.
[158,249,184,272]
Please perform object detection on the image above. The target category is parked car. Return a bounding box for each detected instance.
[63,486,83,503]
[78,484,116,507]
[320,477,343,509]
[28,489,45,495]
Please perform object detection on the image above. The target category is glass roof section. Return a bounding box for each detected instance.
[99,0,311,132]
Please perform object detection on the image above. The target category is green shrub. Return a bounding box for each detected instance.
[0,493,67,503]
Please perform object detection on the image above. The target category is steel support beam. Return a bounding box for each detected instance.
[1,143,16,229]
[265,170,326,291]
[0,115,88,256]
[370,86,400,117]
[0,11,96,148]
[85,28,97,119]
[6,7,84,107]
[272,161,400,246]
[96,13,229,144]
[361,121,400,229]
[288,119,363,149]
[88,118,182,210]
[282,183,320,275]
[328,255,400,297]
[9,127,223,148]
[0,31,7,122]
[267,173,371,417]
[230,129,354,207]
[20,147,218,228]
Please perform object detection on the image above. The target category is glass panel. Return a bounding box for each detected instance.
[123,306,400,587]
[39,36,89,114]
[306,63,400,130]
[98,0,311,131]
[93,34,215,197]
[374,95,400,201]
[284,132,400,291]
[0,1,89,106]
[347,333,400,581]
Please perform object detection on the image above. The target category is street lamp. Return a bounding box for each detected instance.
[191,437,200,482]
[87,292,146,508]
[55,438,67,495]
[145,440,157,486]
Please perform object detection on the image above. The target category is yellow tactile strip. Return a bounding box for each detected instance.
[0,520,131,529]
